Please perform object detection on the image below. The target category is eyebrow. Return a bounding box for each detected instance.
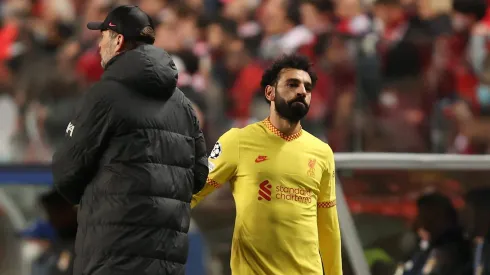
[286,78,312,87]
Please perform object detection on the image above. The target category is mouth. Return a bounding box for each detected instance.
[290,100,307,107]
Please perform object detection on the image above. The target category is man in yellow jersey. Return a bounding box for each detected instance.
[192,54,342,275]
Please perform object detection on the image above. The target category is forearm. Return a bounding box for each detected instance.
[318,207,342,275]
[191,178,220,208]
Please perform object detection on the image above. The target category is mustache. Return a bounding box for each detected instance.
[288,96,307,105]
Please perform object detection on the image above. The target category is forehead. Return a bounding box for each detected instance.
[277,68,312,84]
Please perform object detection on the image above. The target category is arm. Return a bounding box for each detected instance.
[191,128,239,208]
[317,147,342,275]
[52,83,116,204]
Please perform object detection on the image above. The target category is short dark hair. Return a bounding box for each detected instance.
[416,192,459,224]
[453,0,487,21]
[260,54,318,103]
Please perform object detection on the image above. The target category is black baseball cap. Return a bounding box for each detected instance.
[87,5,155,44]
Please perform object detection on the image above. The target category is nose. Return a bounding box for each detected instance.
[296,85,307,97]
[98,38,104,49]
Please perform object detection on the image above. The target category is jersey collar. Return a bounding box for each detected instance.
[262,117,303,142]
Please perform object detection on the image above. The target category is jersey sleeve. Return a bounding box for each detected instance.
[191,128,239,208]
[317,147,336,206]
[317,146,342,275]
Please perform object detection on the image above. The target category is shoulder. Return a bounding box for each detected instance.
[209,128,240,159]
[168,88,198,117]
[218,128,241,143]
[221,120,263,139]
[302,130,333,157]
[86,80,126,104]
[239,119,269,137]
[242,120,261,131]
[302,130,334,172]
[213,120,269,150]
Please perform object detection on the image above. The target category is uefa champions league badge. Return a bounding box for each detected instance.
[209,142,221,159]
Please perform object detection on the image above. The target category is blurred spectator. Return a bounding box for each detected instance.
[1,0,490,163]
[19,218,57,274]
[0,92,16,161]
[396,192,470,275]
[463,188,490,275]
[139,0,167,19]
[19,189,77,275]
[31,189,77,275]
[259,0,314,59]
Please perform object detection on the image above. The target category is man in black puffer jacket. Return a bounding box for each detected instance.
[52,5,208,275]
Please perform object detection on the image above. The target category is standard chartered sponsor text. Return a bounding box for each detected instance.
[275,186,312,204]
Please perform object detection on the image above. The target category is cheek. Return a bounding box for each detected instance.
[99,40,107,51]
[306,93,312,103]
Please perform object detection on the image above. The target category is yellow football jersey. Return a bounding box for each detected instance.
[192,118,341,275]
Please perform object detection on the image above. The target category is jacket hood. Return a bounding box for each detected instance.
[102,45,178,99]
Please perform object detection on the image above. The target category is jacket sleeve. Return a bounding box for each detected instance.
[52,84,115,205]
[191,105,208,194]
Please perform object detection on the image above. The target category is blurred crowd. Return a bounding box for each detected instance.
[3,0,490,162]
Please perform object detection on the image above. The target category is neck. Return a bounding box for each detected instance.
[269,112,301,136]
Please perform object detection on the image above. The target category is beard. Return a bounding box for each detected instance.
[100,43,117,69]
[274,92,309,123]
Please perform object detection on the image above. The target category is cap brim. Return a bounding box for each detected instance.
[87,22,104,30]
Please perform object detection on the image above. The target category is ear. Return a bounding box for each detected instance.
[115,34,125,53]
[265,85,275,102]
